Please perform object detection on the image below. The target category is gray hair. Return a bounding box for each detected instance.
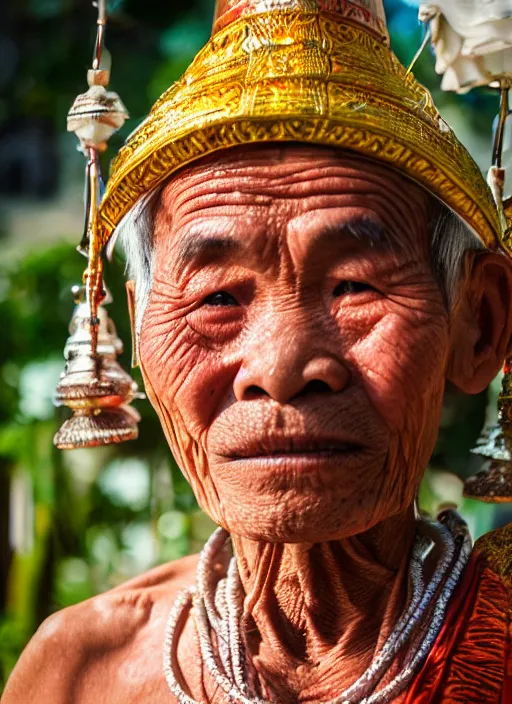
[116,188,484,333]
[113,187,161,333]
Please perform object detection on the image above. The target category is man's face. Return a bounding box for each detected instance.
[139,145,449,543]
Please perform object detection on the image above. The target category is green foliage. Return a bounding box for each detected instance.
[0,245,209,687]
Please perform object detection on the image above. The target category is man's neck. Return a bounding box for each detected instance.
[230,507,416,702]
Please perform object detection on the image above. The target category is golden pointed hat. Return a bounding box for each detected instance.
[98,0,504,250]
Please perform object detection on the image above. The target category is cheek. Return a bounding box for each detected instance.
[347,309,449,437]
[139,298,236,461]
[139,304,196,401]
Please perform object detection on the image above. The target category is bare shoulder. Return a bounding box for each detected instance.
[1,553,199,704]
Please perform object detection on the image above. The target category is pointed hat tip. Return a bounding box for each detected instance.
[213,0,388,40]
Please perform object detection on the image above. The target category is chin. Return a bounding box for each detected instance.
[203,458,403,543]
[214,501,396,543]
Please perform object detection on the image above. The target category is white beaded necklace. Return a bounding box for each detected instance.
[163,513,471,704]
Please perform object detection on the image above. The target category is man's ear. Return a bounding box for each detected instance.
[125,280,139,368]
[448,251,512,394]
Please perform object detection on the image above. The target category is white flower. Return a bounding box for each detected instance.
[420,1,512,92]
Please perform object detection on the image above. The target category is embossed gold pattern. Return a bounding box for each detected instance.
[474,522,512,581]
[213,0,389,40]
[98,3,503,251]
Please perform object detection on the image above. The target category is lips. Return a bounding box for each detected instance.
[223,437,364,460]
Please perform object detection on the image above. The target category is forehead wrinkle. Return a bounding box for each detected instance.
[171,173,407,210]
[171,186,274,218]
[166,147,421,201]
[166,155,425,212]
[173,146,413,192]
[163,150,430,238]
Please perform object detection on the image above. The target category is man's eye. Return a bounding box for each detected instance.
[203,291,240,307]
[333,281,374,297]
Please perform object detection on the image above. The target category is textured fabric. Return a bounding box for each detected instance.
[405,523,512,703]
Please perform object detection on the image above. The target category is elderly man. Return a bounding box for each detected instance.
[4,0,512,702]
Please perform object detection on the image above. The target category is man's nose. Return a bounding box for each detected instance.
[233,332,350,404]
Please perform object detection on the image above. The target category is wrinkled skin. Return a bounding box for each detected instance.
[4,145,512,704]
[142,146,443,542]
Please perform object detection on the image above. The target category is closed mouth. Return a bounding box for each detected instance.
[225,440,363,460]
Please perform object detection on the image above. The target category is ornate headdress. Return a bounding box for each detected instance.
[98,0,505,248]
[57,0,512,501]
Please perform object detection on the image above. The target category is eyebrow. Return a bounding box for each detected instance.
[175,216,400,271]
[288,216,401,264]
[176,235,243,269]
[327,217,398,250]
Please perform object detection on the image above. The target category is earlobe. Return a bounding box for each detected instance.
[448,251,512,395]
[125,280,139,368]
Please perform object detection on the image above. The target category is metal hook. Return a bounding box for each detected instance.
[92,0,107,71]
[492,83,510,169]
[405,24,431,79]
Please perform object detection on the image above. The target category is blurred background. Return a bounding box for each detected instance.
[1,0,511,691]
